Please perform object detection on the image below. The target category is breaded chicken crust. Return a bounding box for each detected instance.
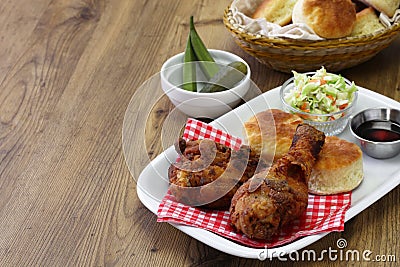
[169,138,267,210]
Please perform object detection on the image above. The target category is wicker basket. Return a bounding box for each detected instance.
[223,6,400,73]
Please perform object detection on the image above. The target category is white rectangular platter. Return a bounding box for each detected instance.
[136,86,400,259]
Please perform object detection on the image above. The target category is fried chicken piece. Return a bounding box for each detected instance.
[168,138,267,210]
[229,124,325,239]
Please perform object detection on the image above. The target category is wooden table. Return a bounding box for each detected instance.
[0,0,399,266]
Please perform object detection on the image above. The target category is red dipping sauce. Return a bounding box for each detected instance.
[355,120,400,142]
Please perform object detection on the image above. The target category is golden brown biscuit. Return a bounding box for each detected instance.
[292,0,356,38]
[351,7,385,37]
[360,0,400,17]
[252,0,298,26]
[244,109,303,162]
[308,136,364,195]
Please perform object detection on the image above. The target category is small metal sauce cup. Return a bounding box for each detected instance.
[349,108,400,159]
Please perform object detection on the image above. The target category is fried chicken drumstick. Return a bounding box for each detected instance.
[229,124,325,239]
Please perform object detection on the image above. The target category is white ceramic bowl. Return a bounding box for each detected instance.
[160,49,251,119]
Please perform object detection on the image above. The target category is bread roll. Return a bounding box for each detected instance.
[359,0,400,17]
[308,136,364,195]
[252,0,298,26]
[244,109,303,162]
[351,7,385,37]
[292,0,356,39]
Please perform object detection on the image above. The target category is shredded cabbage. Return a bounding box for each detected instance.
[284,67,357,122]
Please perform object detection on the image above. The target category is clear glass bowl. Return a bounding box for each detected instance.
[279,74,358,136]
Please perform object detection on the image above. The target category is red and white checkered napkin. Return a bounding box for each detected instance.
[181,118,242,150]
[157,118,352,248]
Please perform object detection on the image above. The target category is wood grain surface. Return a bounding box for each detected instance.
[0,0,399,266]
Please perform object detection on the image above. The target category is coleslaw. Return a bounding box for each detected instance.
[284,67,357,121]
